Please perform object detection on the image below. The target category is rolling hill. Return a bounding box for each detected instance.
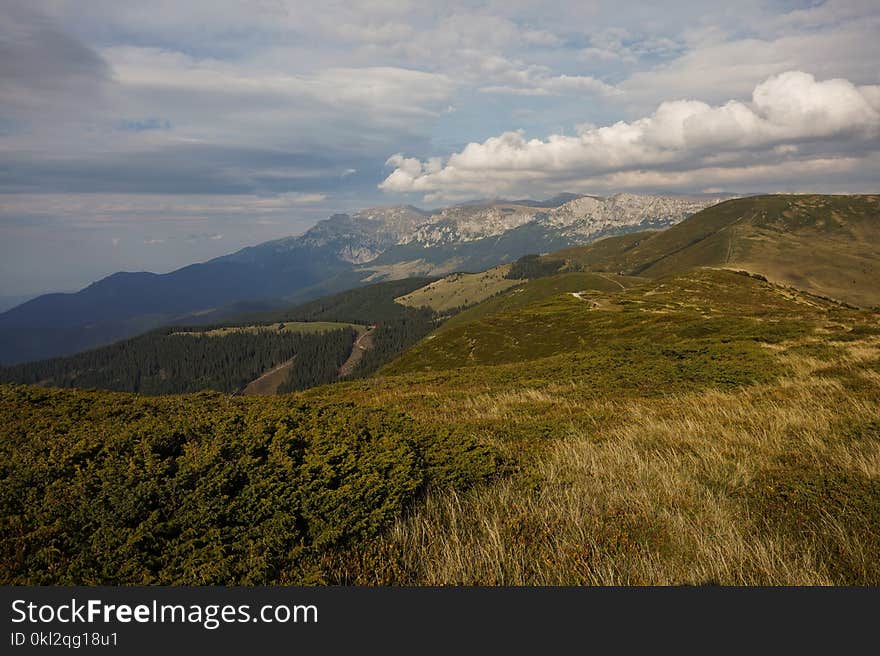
[394,265,521,313]
[434,271,641,333]
[553,194,880,307]
[384,269,838,374]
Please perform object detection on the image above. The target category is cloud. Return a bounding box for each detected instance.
[0,4,455,200]
[105,46,456,132]
[0,193,338,227]
[380,71,880,199]
[0,3,111,122]
[117,118,172,132]
[186,233,223,241]
[618,11,880,109]
[479,73,617,97]
[276,192,327,204]
[466,54,616,97]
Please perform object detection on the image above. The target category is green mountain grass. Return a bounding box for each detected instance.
[555,194,880,307]
[385,270,819,374]
[437,271,642,333]
[0,387,497,584]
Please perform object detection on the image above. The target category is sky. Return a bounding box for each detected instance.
[1,0,878,300]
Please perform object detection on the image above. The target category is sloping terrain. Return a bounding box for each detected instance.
[437,271,641,333]
[307,268,880,584]
[0,244,365,365]
[0,279,436,395]
[0,389,496,584]
[261,277,437,325]
[6,266,878,584]
[394,265,520,313]
[338,328,376,379]
[0,323,357,395]
[385,269,833,374]
[241,358,297,396]
[556,195,880,307]
[234,322,367,396]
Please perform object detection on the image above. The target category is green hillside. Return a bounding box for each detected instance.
[394,265,520,313]
[310,268,880,584]
[262,276,438,325]
[4,265,879,584]
[437,271,641,333]
[555,195,880,307]
[0,387,496,584]
[385,269,836,375]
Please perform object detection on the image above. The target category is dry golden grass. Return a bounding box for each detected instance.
[326,337,880,585]
[394,265,520,313]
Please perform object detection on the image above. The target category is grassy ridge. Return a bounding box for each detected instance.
[394,265,520,313]
[555,194,880,307]
[262,277,437,325]
[393,270,815,373]
[437,271,640,333]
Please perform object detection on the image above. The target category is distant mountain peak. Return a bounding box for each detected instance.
[247,192,729,265]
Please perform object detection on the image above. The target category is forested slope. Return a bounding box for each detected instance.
[0,325,357,395]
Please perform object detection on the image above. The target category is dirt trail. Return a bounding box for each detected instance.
[240,357,296,396]
[570,291,623,311]
[595,272,627,290]
[338,327,375,378]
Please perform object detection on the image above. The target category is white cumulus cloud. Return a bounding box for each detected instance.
[380,71,880,199]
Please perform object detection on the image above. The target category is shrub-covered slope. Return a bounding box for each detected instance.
[0,387,497,584]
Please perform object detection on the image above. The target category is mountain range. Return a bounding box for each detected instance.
[0,192,722,364]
